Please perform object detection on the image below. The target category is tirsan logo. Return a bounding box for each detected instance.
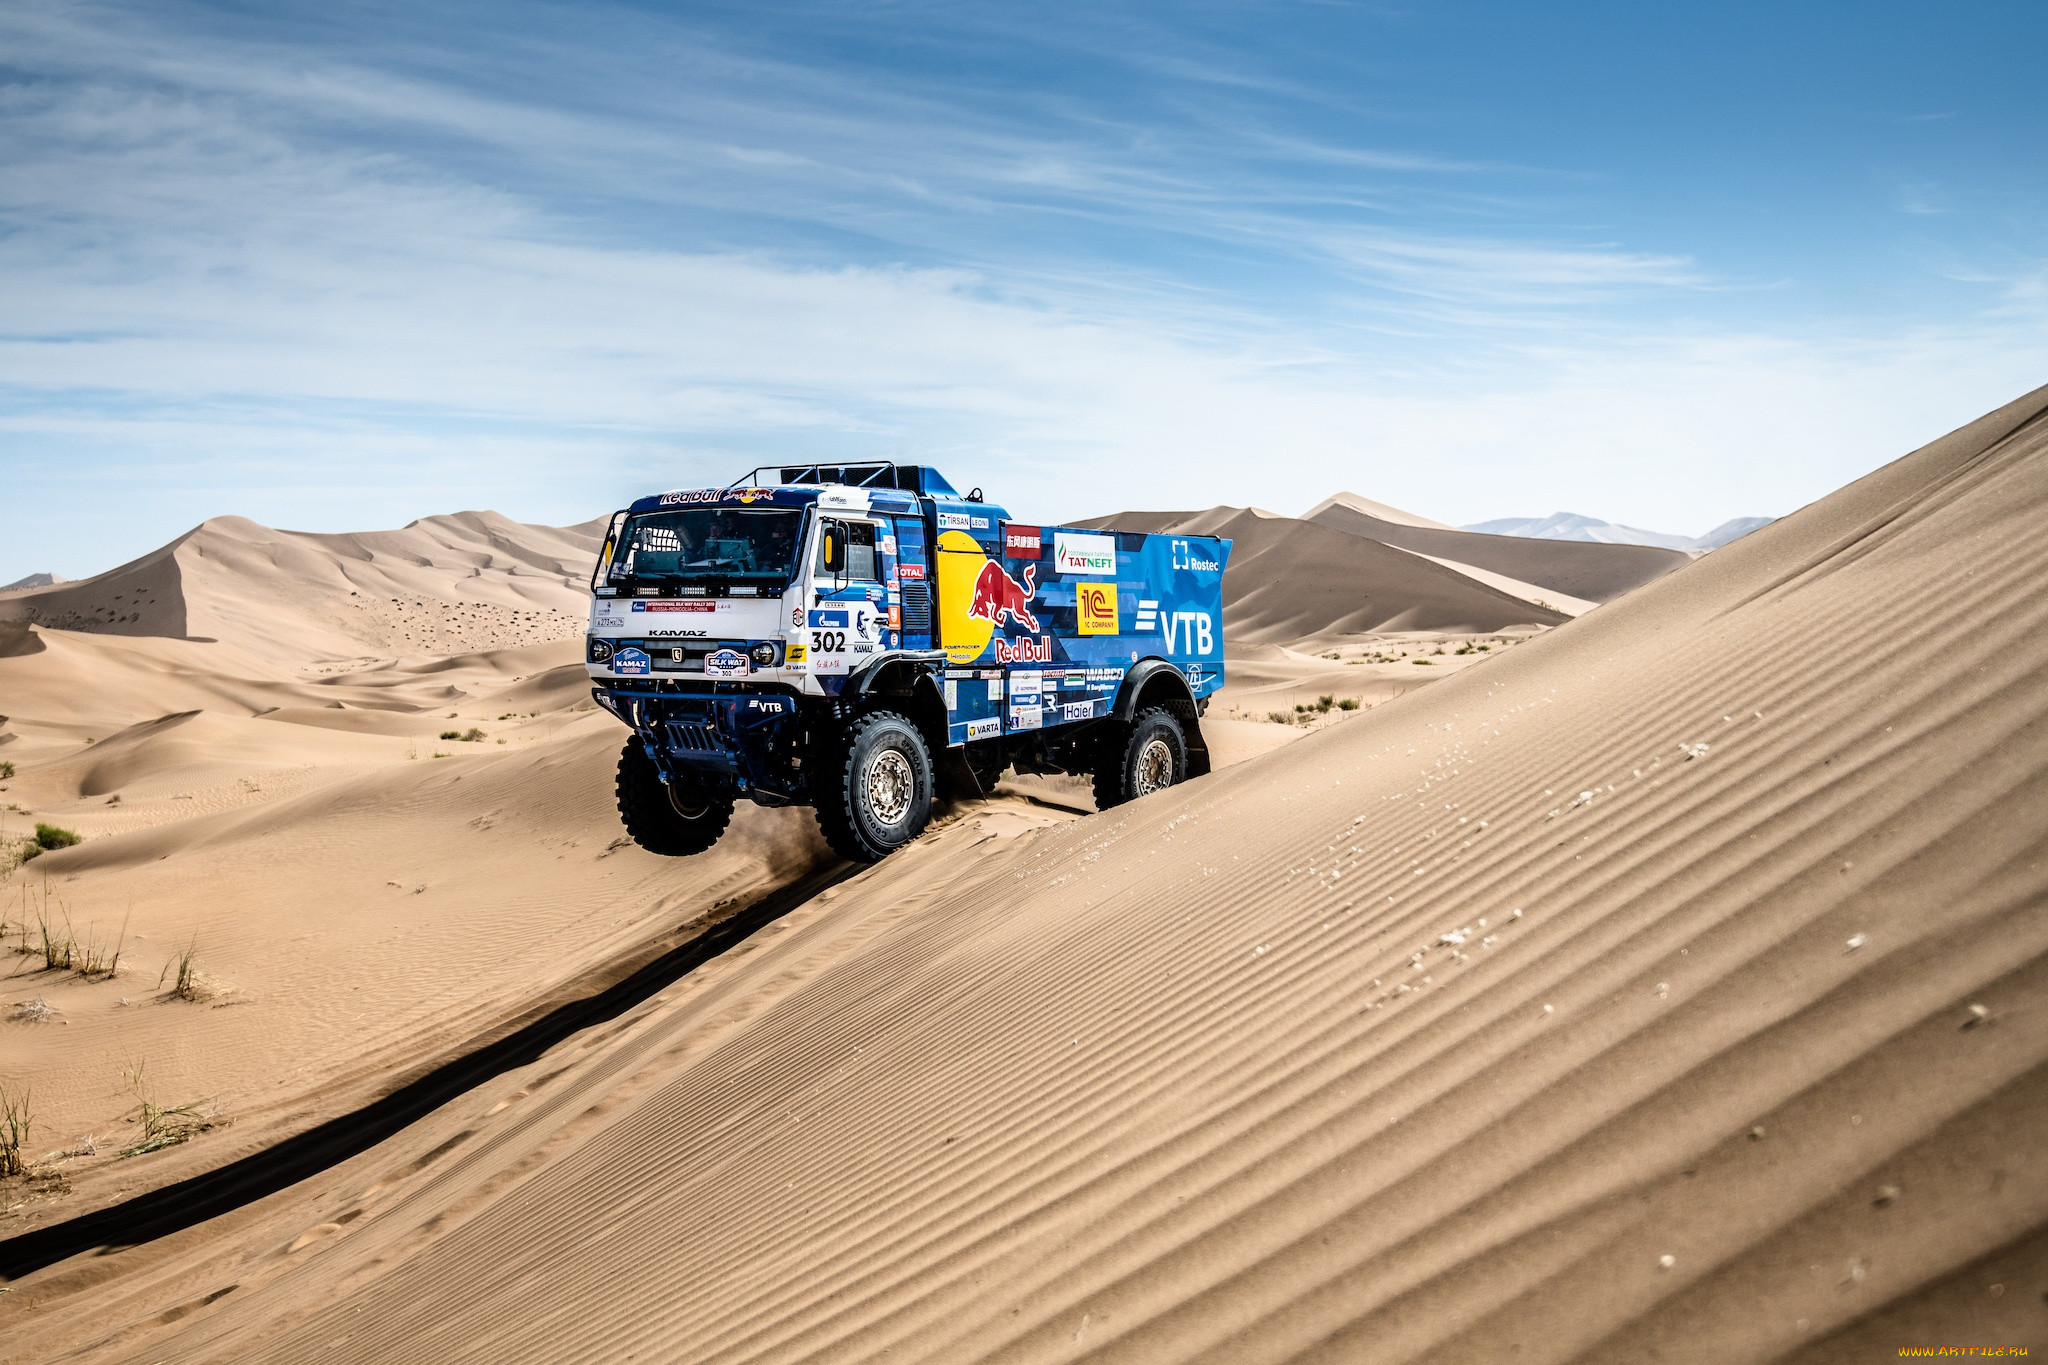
[1171,538,1220,573]
[968,561,1039,632]
[937,511,972,530]
[1162,611,1214,654]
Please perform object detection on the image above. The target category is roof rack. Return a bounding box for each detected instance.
[734,463,960,496]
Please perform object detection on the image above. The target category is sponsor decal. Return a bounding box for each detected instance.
[1171,538,1220,572]
[633,600,718,613]
[889,604,902,628]
[1003,524,1042,558]
[612,646,651,676]
[1161,610,1216,655]
[1010,669,1041,698]
[793,607,804,627]
[986,676,1004,701]
[1062,700,1095,722]
[965,717,1001,741]
[968,515,990,530]
[880,534,897,555]
[1187,662,1207,687]
[645,628,707,637]
[733,487,774,504]
[1009,704,1043,731]
[785,643,807,662]
[896,562,926,580]
[703,647,751,679]
[808,609,850,628]
[968,560,1039,632]
[945,679,959,710]
[1134,599,1160,632]
[1064,671,1086,689]
[993,635,1053,664]
[657,488,723,505]
[937,511,972,530]
[746,698,787,713]
[1086,666,1127,683]
[1075,580,1118,635]
[1053,531,1117,576]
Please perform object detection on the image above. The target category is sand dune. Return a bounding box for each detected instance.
[5,393,2040,1361]
[1305,492,1688,603]
[0,510,604,669]
[1077,506,1570,641]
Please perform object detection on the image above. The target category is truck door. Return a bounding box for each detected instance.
[807,516,886,677]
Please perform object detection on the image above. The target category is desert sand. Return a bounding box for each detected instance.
[3,389,2046,1362]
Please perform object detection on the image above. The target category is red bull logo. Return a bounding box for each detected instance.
[967,560,1038,632]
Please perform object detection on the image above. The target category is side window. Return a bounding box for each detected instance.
[814,519,881,581]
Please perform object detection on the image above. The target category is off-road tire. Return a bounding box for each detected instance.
[616,739,734,856]
[1092,705,1187,811]
[813,710,935,863]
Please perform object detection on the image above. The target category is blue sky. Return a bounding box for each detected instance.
[3,0,2044,579]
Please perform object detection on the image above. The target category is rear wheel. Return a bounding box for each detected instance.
[814,710,934,863]
[1092,706,1187,810]
[616,739,734,855]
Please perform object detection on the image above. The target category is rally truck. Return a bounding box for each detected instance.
[585,463,1230,863]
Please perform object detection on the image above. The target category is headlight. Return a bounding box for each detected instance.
[587,637,614,663]
[750,642,779,667]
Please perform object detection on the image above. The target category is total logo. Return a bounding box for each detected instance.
[1171,538,1220,573]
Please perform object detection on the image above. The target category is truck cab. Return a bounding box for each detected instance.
[587,463,1229,862]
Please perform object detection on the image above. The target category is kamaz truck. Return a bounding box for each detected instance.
[585,463,1231,863]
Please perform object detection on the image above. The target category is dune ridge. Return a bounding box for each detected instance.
[1304,495,1688,603]
[12,388,2041,1360]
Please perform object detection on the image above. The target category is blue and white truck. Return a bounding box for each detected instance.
[586,463,1231,862]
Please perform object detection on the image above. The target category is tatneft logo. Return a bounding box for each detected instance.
[1003,523,1042,558]
[1171,538,1220,572]
[1053,532,1116,576]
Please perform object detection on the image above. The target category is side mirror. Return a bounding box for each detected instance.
[821,522,848,575]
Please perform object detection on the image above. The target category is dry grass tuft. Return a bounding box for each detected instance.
[119,1061,219,1158]
[159,937,205,1001]
[0,1083,33,1179]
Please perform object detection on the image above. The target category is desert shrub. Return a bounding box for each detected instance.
[1412,659,1433,666]
[0,761,14,779]
[0,1084,31,1178]
[461,727,486,742]
[1266,711,1289,724]
[439,730,462,740]
[1315,695,1334,713]
[159,938,203,1001]
[33,824,80,851]
[1338,698,1360,711]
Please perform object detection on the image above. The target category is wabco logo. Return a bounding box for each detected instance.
[1171,539,1219,573]
[1162,611,1214,654]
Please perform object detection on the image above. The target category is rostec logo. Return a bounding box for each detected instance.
[1161,611,1215,655]
[968,561,1039,632]
[1171,538,1220,573]
[1002,523,1042,559]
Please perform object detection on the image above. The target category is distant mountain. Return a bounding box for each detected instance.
[1306,495,1688,605]
[1463,512,1773,554]
[1,572,66,591]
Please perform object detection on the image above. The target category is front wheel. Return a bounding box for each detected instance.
[814,711,935,863]
[617,739,735,855]
[1092,706,1187,811]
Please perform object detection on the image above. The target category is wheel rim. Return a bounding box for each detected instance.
[865,748,915,826]
[666,783,713,821]
[1134,737,1176,795]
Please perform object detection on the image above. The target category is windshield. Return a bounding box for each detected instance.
[602,507,805,587]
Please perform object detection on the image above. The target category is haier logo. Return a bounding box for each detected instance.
[1161,611,1214,655]
[1171,539,1220,573]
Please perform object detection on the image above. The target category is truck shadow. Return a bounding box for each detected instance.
[0,861,859,1281]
